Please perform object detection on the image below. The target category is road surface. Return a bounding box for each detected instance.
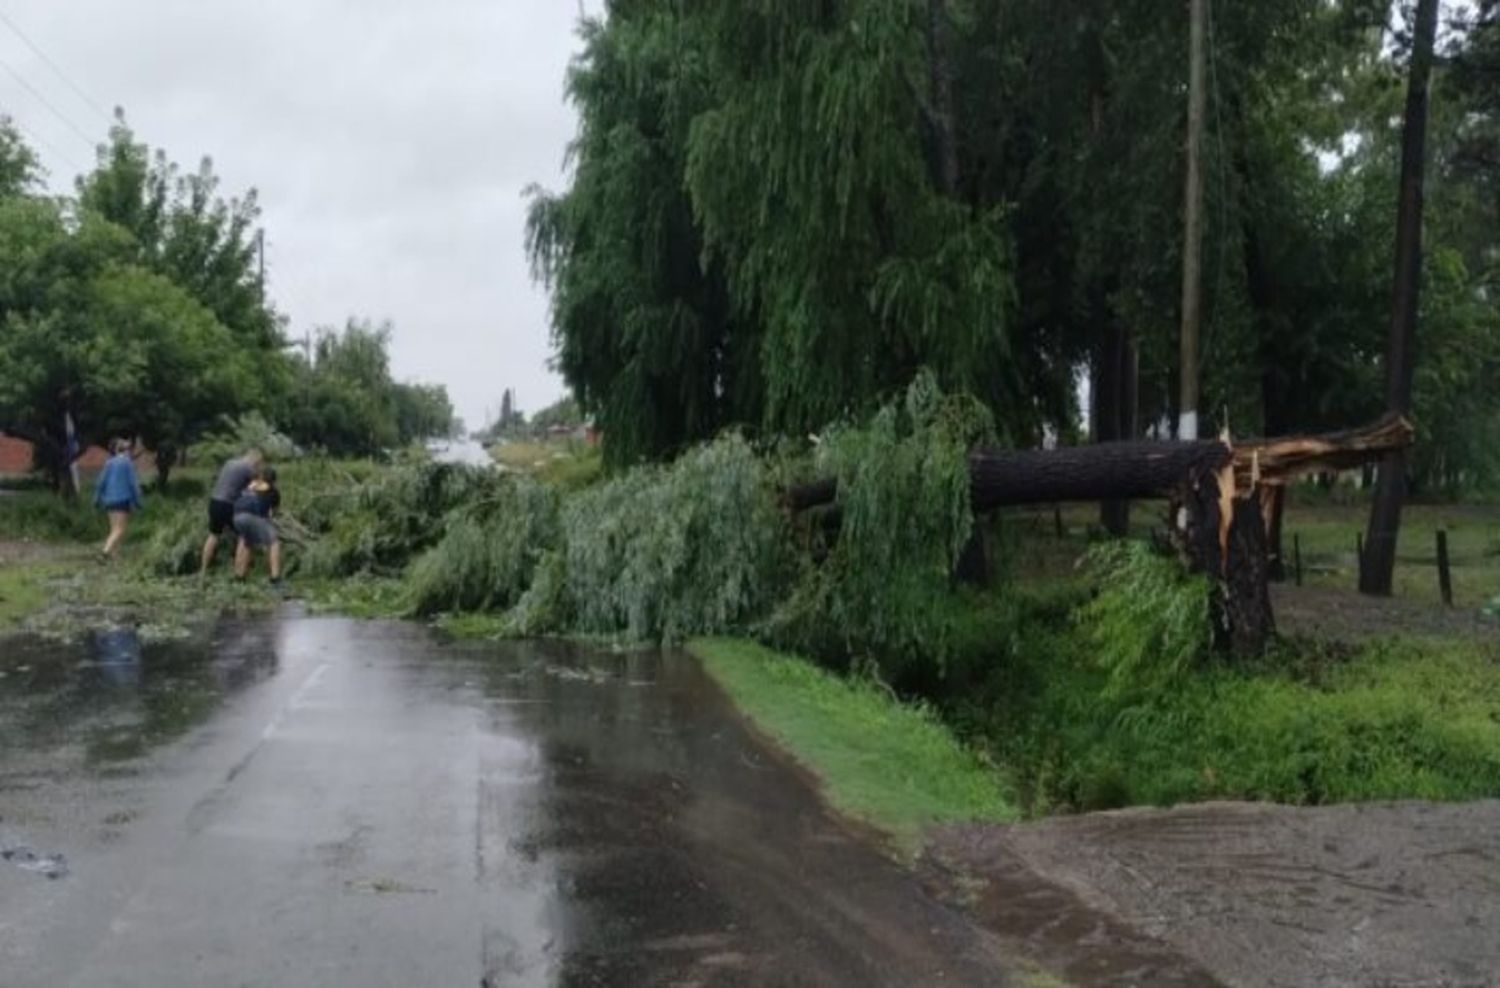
[1,616,1022,987]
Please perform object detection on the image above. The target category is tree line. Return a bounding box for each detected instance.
[0,113,457,489]
[529,0,1498,499]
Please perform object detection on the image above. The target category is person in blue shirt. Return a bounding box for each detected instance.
[232,466,284,588]
[93,439,142,559]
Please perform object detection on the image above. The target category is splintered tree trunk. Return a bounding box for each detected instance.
[1170,463,1275,656]
[1362,0,1439,596]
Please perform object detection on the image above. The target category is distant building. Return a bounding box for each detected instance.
[0,432,147,476]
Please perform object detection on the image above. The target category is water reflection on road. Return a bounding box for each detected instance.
[0,617,1015,987]
[1,618,280,767]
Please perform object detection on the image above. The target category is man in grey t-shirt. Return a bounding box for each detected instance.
[200,448,264,575]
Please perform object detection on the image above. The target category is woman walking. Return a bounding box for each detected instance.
[94,439,142,559]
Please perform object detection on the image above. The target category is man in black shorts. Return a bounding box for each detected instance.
[200,448,263,575]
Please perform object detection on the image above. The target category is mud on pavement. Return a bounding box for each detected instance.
[935,800,1500,988]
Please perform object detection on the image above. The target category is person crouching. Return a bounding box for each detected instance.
[233,466,284,588]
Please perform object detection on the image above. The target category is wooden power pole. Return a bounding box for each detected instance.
[1178,0,1207,441]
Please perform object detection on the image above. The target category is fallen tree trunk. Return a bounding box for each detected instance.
[785,416,1413,512]
[785,415,1414,656]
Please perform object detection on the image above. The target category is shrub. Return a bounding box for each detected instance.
[143,502,208,575]
[1076,540,1212,699]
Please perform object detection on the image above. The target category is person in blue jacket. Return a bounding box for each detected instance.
[93,439,142,559]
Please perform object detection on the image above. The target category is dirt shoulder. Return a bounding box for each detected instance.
[1272,583,1496,642]
[934,800,1500,988]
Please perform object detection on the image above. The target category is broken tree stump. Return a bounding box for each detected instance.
[1170,461,1275,656]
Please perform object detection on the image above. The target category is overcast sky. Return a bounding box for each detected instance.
[1,0,600,432]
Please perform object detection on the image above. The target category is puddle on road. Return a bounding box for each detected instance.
[0,839,69,880]
[0,616,282,769]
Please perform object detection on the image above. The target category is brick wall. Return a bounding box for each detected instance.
[0,434,146,476]
[0,434,33,474]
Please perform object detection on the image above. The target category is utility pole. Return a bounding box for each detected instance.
[1178,0,1207,441]
[256,229,266,306]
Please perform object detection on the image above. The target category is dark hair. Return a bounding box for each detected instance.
[110,438,131,455]
[260,466,278,484]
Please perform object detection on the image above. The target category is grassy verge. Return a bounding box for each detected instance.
[689,638,1015,851]
[948,583,1500,814]
[0,558,62,629]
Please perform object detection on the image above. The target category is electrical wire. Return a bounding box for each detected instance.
[0,6,112,123]
[0,53,95,148]
[1,102,86,173]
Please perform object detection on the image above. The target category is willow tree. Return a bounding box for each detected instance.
[527,5,756,468]
[685,0,1021,440]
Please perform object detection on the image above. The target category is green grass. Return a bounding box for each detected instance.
[1000,496,1500,611]
[490,439,602,490]
[690,638,1015,851]
[1283,499,1499,607]
[0,558,61,628]
[950,583,1500,814]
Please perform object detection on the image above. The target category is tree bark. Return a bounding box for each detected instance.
[784,417,1414,514]
[925,0,960,196]
[1362,0,1439,596]
[1170,463,1276,655]
[155,446,175,491]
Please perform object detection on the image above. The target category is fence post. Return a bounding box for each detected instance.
[1356,532,1364,584]
[1436,529,1453,607]
[1054,505,1064,539]
[1293,533,1303,587]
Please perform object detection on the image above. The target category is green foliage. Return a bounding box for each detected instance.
[527,8,748,468]
[506,549,571,637]
[561,434,792,640]
[0,491,101,542]
[0,116,41,197]
[196,412,301,465]
[77,112,279,351]
[297,461,498,578]
[951,584,1500,814]
[527,395,582,434]
[770,375,993,686]
[1077,541,1213,698]
[280,320,456,456]
[0,558,59,629]
[693,638,1014,851]
[406,477,561,616]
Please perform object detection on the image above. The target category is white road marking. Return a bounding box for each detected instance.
[260,661,331,741]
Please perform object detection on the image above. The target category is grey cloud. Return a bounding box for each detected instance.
[1,0,596,428]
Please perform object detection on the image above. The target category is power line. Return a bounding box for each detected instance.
[0,53,95,149]
[0,7,112,124]
[2,104,86,173]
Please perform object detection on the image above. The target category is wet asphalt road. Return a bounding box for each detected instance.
[0,616,1018,987]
